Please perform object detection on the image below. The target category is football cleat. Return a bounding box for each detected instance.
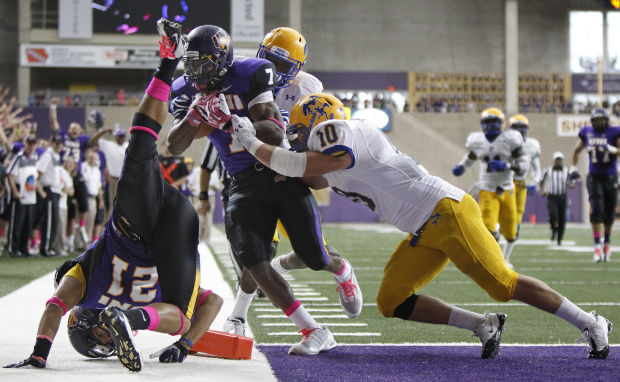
[603,244,611,262]
[473,312,506,359]
[594,245,602,263]
[288,325,336,355]
[99,307,142,372]
[222,316,246,336]
[334,261,363,318]
[157,18,186,59]
[270,256,291,275]
[581,311,612,359]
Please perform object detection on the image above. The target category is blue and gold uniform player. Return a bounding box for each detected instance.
[4,19,223,372]
[231,92,613,360]
[571,108,620,262]
[166,24,359,355]
[453,108,530,268]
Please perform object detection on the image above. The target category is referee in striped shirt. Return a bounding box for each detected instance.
[540,151,573,245]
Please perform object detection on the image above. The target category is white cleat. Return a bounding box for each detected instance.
[473,312,506,359]
[335,261,363,318]
[288,325,336,355]
[603,244,611,262]
[222,316,246,336]
[594,245,602,263]
[156,18,186,59]
[581,311,612,359]
[270,256,291,275]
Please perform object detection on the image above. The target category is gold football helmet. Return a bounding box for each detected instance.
[257,27,308,88]
[289,93,346,151]
[509,114,529,138]
[480,107,505,142]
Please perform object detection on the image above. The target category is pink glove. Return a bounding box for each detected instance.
[186,93,231,129]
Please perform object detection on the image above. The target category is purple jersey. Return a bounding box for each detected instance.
[77,218,162,310]
[578,125,620,176]
[60,130,90,164]
[170,57,275,174]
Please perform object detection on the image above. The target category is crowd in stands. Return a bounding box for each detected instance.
[0,86,202,258]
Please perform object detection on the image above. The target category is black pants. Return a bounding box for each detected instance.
[586,173,618,225]
[8,200,37,254]
[113,127,200,318]
[40,187,60,255]
[225,163,329,270]
[547,194,566,244]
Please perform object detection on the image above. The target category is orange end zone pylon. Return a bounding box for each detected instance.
[190,330,254,360]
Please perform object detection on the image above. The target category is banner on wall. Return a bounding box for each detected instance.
[231,0,264,43]
[58,0,93,39]
[556,114,620,137]
[20,44,161,69]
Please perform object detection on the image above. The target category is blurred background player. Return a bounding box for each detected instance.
[540,152,572,246]
[508,114,541,235]
[452,108,530,268]
[231,92,613,361]
[571,108,620,263]
[3,18,222,372]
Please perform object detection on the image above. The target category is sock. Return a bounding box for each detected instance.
[230,288,255,320]
[333,260,352,283]
[448,306,485,330]
[604,230,611,245]
[286,300,319,330]
[124,307,157,331]
[554,297,596,331]
[154,58,180,86]
[503,240,517,263]
[593,231,602,246]
[79,219,86,228]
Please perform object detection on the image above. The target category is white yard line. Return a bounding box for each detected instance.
[0,231,276,382]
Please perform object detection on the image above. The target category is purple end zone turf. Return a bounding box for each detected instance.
[257,345,619,382]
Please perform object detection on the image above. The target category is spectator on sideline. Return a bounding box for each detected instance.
[54,157,75,256]
[36,134,63,256]
[81,150,103,246]
[540,152,572,246]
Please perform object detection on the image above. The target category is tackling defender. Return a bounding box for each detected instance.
[231,93,612,360]
[571,108,620,263]
[452,108,528,268]
[4,19,223,372]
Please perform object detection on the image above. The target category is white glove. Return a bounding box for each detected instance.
[606,144,618,154]
[230,115,259,152]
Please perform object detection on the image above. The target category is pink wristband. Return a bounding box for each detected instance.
[46,297,68,315]
[129,126,159,140]
[267,117,286,131]
[146,77,171,102]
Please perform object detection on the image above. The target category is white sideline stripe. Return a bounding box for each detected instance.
[254,301,620,308]
[290,292,321,296]
[258,342,620,347]
[268,332,381,337]
[255,308,345,312]
[0,228,276,381]
[297,296,329,301]
[262,323,368,327]
[258,314,351,319]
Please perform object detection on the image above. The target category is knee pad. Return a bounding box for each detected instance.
[391,294,419,320]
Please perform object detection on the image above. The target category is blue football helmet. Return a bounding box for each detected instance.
[591,108,610,133]
[183,25,233,92]
[480,107,505,142]
[67,306,116,358]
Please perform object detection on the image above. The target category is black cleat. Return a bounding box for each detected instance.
[474,312,506,359]
[99,307,142,372]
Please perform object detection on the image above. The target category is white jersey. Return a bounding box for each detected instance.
[275,71,323,114]
[308,119,465,234]
[513,136,541,185]
[466,130,523,191]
